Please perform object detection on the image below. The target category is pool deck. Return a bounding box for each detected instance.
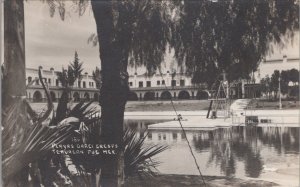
[124,109,299,129]
[148,116,235,130]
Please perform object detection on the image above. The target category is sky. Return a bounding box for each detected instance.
[20,1,299,74]
[24,1,99,74]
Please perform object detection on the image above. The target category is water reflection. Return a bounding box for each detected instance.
[124,120,299,178]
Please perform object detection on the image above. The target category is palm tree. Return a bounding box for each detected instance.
[92,67,101,89]
[57,52,84,89]
[56,68,69,88]
[56,52,84,103]
[2,68,77,186]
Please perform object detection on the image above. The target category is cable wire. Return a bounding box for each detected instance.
[157,68,207,186]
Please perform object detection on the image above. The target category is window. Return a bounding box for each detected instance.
[158,134,161,140]
[35,78,39,85]
[148,133,152,140]
[157,80,160,85]
[181,133,186,139]
[138,81,143,88]
[163,134,166,140]
[146,81,151,87]
[171,80,176,87]
[180,79,185,86]
[83,81,86,88]
[129,82,133,86]
[172,133,177,140]
[162,80,165,85]
[56,79,59,86]
[78,81,81,88]
[28,77,32,84]
[48,78,51,85]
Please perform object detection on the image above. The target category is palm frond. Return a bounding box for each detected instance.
[2,99,78,181]
[124,129,168,178]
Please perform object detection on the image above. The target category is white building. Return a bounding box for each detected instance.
[128,71,193,89]
[26,66,98,102]
[255,55,299,83]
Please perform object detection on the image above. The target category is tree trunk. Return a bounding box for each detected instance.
[3,0,28,185]
[3,0,26,110]
[91,1,130,186]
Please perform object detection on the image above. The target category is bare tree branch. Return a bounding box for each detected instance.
[37,68,54,124]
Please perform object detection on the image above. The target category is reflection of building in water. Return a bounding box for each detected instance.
[124,120,161,133]
[139,125,299,178]
[143,130,212,145]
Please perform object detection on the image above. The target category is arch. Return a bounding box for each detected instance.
[128,91,138,101]
[161,91,172,100]
[178,90,190,100]
[144,92,155,101]
[73,92,80,102]
[94,92,99,101]
[196,90,209,100]
[50,91,56,102]
[33,91,43,102]
[84,92,90,101]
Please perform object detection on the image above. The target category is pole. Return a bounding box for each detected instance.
[279,72,282,109]
[223,71,230,117]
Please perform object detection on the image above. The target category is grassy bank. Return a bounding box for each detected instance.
[125,100,211,112]
[247,99,299,110]
[30,99,299,113]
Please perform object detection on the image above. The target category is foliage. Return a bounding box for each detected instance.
[289,85,299,98]
[2,98,78,186]
[64,102,168,179]
[48,97,168,186]
[124,130,168,178]
[280,69,299,96]
[47,0,297,86]
[57,67,75,88]
[70,51,84,81]
[45,0,172,75]
[270,70,280,98]
[260,75,271,99]
[92,66,101,89]
[46,1,299,81]
[57,52,84,88]
[280,70,290,95]
[2,83,166,186]
[191,62,218,89]
[289,68,299,85]
[171,0,299,84]
[261,69,299,99]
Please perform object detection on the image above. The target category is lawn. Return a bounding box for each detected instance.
[247,99,299,110]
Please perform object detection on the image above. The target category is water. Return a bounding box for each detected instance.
[125,119,300,179]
